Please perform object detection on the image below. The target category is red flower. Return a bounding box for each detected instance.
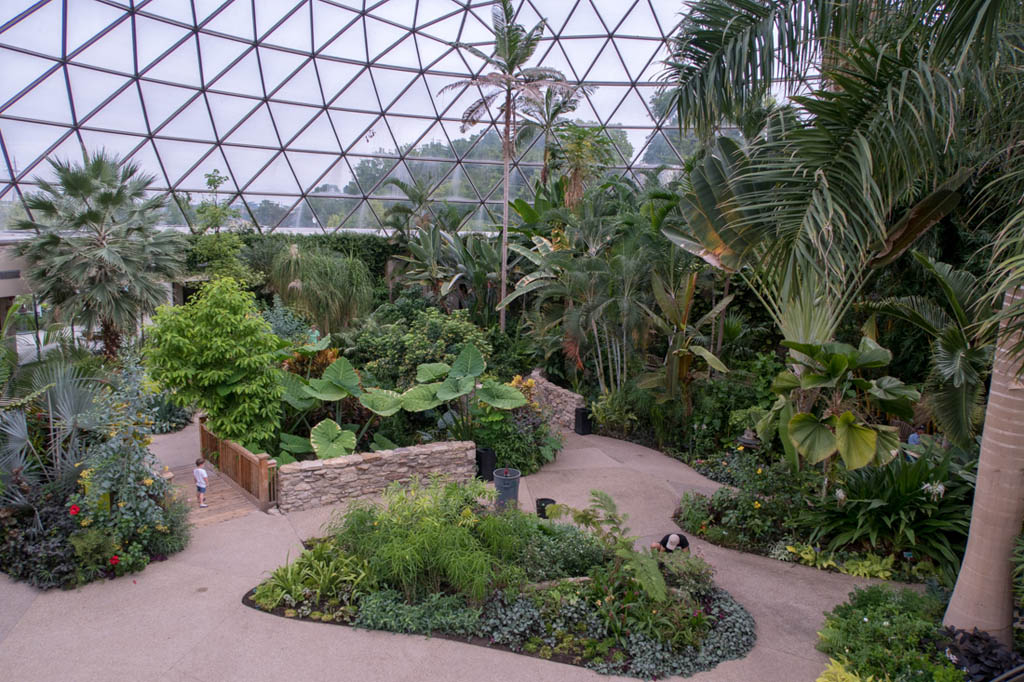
[109,555,120,566]
[69,505,80,516]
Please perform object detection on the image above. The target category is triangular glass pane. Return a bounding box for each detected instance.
[177,146,233,192]
[0,120,68,180]
[78,130,146,162]
[315,59,362,104]
[438,81,498,124]
[596,0,637,34]
[385,76,433,116]
[638,45,671,83]
[158,96,217,141]
[278,198,318,230]
[585,85,628,124]
[464,204,498,232]
[86,85,149,135]
[271,61,322,105]
[459,163,499,201]
[261,3,311,52]
[346,117,394,155]
[65,0,126,56]
[253,0,304,40]
[312,156,359,195]
[244,194,292,230]
[334,69,378,112]
[284,150,337,192]
[245,153,300,194]
[194,0,233,27]
[369,65,417,111]
[123,140,170,189]
[208,50,263,96]
[429,47,475,75]
[603,127,638,165]
[327,109,378,150]
[562,1,605,38]
[524,0,575,36]
[224,103,278,146]
[67,66,133,120]
[258,47,308,95]
[367,0,415,25]
[72,19,134,74]
[531,40,572,80]
[346,155,399,194]
[364,16,410,63]
[633,85,664,121]
[375,34,419,69]
[558,37,608,81]
[202,0,254,37]
[289,111,341,153]
[458,9,494,45]
[28,135,89,183]
[619,0,663,38]
[139,0,195,25]
[338,200,381,230]
[308,193,359,231]
[318,19,365,62]
[411,122,456,159]
[2,69,73,125]
[199,32,250,83]
[0,49,55,106]
[383,115,433,151]
[222,145,277,187]
[204,91,261,138]
[268,101,320,144]
[135,16,193,73]
[608,87,654,126]
[371,163,416,198]
[511,2,543,30]
[413,35,451,70]
[612,38,663,81]
[312,2,359,52]
[139,81,203,132]
[403,158,453,188]
[419,12,469,48]
[0,1,63,58]
[463,126,502,161]
[153,138,216,184]
[586,41,631,83]
[146,36,203,88]
[508,165,537,202]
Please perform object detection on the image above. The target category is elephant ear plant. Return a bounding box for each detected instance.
[399,344,527,441]
[760,337,920,485]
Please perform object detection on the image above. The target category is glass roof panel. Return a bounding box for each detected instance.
[0,1,63,58]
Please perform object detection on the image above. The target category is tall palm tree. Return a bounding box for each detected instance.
[516,85,589,186]
[661,0,1023,643]
[14,150,185,357]
[441,0,571,331]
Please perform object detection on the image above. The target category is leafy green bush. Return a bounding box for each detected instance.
[519,523,608,582]
[262,295,311,342]
[146,277,284,449]
[472,377,563,475]
[251,542,371,615]
[801,450,973,579]
[675,487,798,554]
[0,489,80,589]
[353,307,491,388]
[660,552,716,600]
[146,390,193,434]
[190,231,254,284]
[354,590,481,636]
[817,585,962,682]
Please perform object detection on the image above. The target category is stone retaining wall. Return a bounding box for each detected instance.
[276,441,476,512]
[529,369,586,430]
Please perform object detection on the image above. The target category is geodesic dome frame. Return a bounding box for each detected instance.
[0,0,689,233]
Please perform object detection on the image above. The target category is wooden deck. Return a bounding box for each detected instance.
[169,464,261,528]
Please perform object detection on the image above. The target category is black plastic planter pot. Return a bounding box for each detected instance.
[574,406,592,435]
[493,468,521,509]
[536,497,556,519]
[476,447,496,482]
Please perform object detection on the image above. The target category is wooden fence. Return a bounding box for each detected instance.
[198,418,277,510]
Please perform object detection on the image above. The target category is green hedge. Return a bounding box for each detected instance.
[238,232,399,280]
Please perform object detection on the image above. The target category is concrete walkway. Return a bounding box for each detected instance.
[0,426,874,682]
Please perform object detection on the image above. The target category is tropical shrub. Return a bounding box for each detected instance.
[262,294,311,342]
[190,231,254,284]
[146,277,284,449]
[146,390,194,434]
[473,375,563,475]
[817,585,963,682]
[269,243,373,333]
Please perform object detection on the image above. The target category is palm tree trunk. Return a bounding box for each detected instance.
[500,89,512,332]
[944,288,1024,645]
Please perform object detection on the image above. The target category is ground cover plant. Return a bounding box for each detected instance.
[246,478,755,679]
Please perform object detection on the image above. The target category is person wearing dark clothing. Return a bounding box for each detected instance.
[651,532,689,553]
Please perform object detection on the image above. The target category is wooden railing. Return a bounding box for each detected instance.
[198,418,277,510]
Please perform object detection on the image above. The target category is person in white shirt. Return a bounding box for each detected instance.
[193,458,209,508]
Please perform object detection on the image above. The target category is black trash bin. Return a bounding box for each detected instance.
[574,406,592,435]
[536,497,556,519]
[476,447,496,481]
[493,468,521,510]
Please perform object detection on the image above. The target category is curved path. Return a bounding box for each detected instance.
[0,423,875,682]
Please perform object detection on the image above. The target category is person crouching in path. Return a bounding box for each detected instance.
[651,532,689,553]
[194,458,209,508]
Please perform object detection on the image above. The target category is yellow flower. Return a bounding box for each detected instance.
[756,468,763,475]
[74,462,83,468]
[143,477,154,487]
[737,445,745,451]
[80,519,92,527]
[118,501,126,508]
[753,501,762,509]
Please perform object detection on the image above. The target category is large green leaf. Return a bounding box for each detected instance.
[477,380,528,410]
[436,375,475,401]
[690,345,729,373]
[852,336,892,369]
[416,362,451,383]
[295,335,330,355]
[774,397,799,472]
[276,369,316,410]
[322,357,361,395]
[873,426,901,465]
[770,371,801,395]
[833,411,877,470]
[309,419,357,459]
[359,388,403,417]
[370,432,398,452]
[279,432,314,455]
[788,413,837,464]
[401,383,443,412]
[449,344,485,379]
